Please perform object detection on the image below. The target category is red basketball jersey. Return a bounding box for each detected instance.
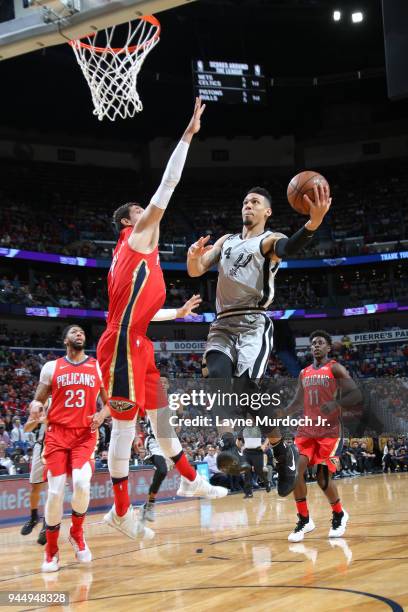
[107,227,166,334]
[299,359,341,435]
[48,356,102,428]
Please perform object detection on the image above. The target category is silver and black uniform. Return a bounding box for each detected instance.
[143,419,173,469]
[144,419,166,461]
[30,423,46,485]
[205,230,285,378]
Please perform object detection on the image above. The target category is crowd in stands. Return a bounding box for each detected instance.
[296,338,408,378]
[0,332,406,483]
[1,261,406,312]
[1,157,408,265]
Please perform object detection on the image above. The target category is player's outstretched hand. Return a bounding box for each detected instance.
[176,294,202,318]
[188,236,213,260]
[185,97,206,135]
[305,182,332,230]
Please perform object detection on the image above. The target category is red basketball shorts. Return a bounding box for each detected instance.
[97,327,167,421]
[43,424,98,477]
[295,436,343,473]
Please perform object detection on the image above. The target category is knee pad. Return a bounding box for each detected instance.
[71,463,92,514]
[108,419,136,479]
[45,473,66,526]
[316,464,330,491]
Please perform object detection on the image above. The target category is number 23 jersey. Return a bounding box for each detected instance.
[40,356,103,428]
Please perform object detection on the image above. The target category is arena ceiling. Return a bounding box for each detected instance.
[0,0,406,142]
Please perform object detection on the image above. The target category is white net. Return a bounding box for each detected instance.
[69,16,160,122]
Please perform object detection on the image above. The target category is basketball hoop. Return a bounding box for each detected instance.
[69,15,160,122]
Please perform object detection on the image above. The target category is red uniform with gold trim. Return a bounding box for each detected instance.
[97,226,167,420]
[43,356,102,477]
[295,359,343,473]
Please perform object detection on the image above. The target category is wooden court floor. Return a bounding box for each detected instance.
[0,473,407,612]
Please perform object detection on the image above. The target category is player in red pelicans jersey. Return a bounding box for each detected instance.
[284,330,361,542]
[97,98,227,541]
[29,325,110,572]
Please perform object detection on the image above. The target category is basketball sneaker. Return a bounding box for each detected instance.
[328,509,349,538]
[41,551,60,573]
[177,473,228,499]
[140,501,155,522]
[288,514,316,542]
[37,521,46,546]
[276,444,299,497]
[68,528,92,563]
[103,505,155,540]
[20,516,39,535]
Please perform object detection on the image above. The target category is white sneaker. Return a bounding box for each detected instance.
[140,501,155,522]
[41,552,60,573]
[176,473,228,499]
[103,505,155,540]
[329,509,349,538]
[288,514,316,542]
[68,530,92,563]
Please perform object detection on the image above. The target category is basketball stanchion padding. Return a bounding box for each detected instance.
[69,15,160,121]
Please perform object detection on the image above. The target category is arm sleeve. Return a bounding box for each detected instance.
[150,140,190,210]
[39,361,56,386]
[274,225,316,258]
[152,308,178,322]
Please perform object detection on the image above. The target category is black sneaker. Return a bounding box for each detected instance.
[20,517,39,536]
[243,491,253,499]
[265,481,271,493]
[217,447,251,476]
[37,523,47,546]
[275,444,299,497]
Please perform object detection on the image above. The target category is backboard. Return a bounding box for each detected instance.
[0,0,196,60]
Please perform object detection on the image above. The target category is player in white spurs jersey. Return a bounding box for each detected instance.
[188,184,331,497]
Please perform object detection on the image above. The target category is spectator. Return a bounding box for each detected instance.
[10,417,27,445]
[0,422,11,447]
[204,445,230,489]
[0,442,16,475]
[95,450,109,469]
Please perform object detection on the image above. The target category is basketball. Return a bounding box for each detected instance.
[287,170,330,215]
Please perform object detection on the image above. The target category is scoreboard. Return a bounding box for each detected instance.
[193,60,267,105]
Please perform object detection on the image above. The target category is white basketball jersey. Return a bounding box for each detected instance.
[216,231,285,315]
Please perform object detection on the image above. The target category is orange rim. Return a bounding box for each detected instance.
[69,15,160,54]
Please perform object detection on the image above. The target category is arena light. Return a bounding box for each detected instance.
[333,10,341,21]
[351,11,364,23]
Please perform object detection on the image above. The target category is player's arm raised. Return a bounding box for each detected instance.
[187,234,230,277]
[129,97,205,251]
[321,363,363,414]
[262,182,332,260]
